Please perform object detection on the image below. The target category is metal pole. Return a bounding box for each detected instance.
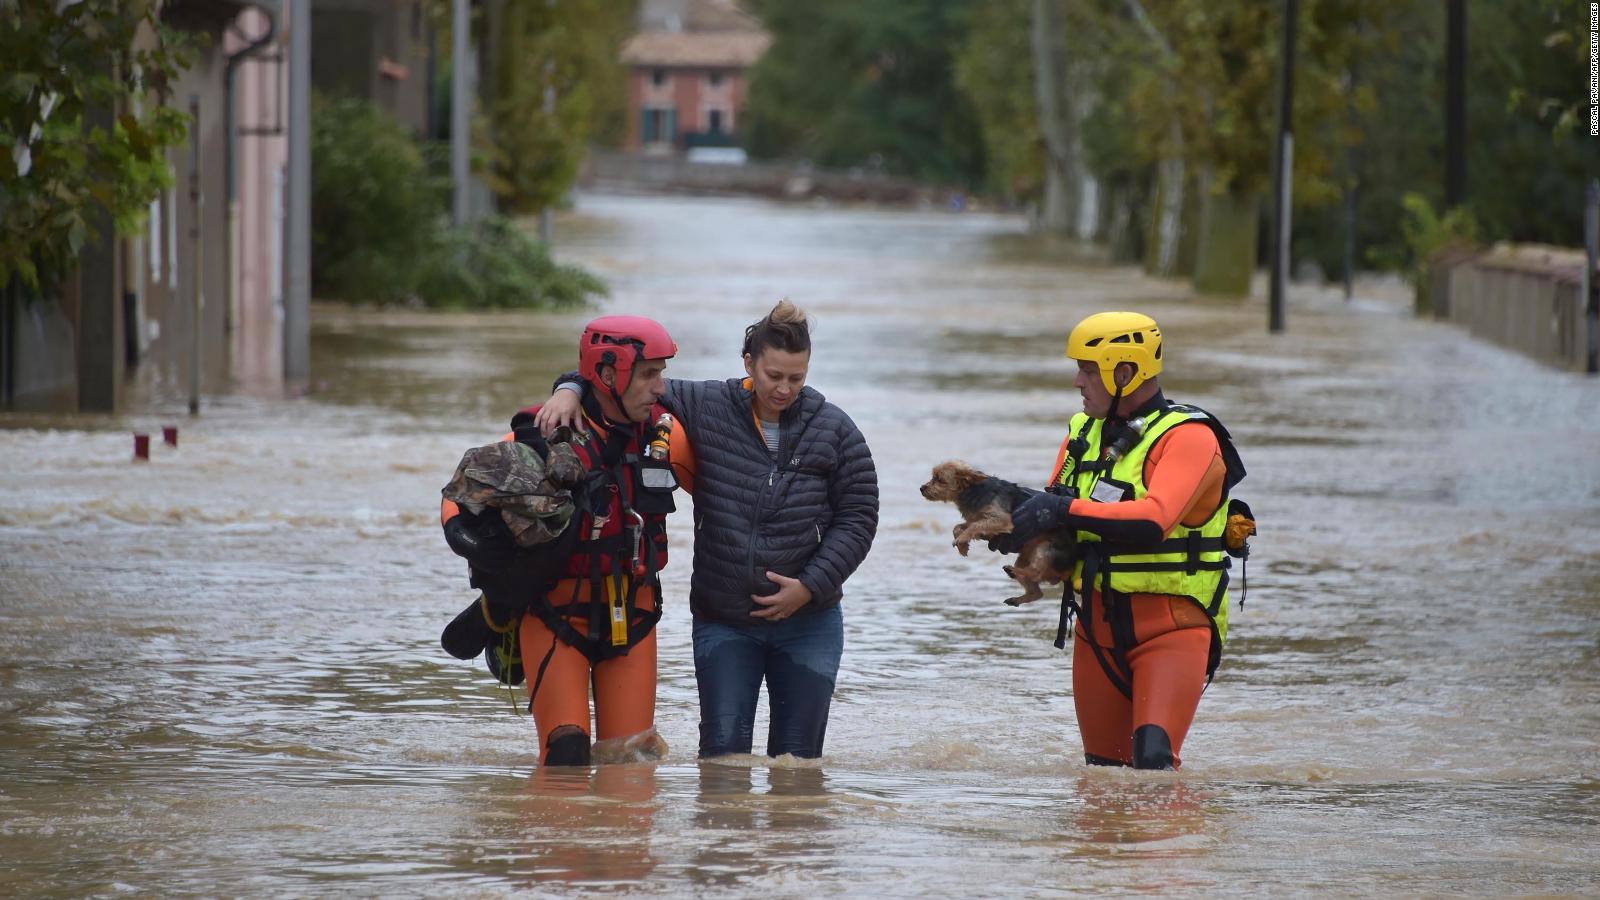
[284,0,311,389]
[1268,0,1297,333]
[2,276,13,409]
[1585,179,1598,375]
[451,0,471,225]
[1342,160,1354,301]
[188,95,203,416]
[1342,45,1359,302]
[1444,0,1466,209]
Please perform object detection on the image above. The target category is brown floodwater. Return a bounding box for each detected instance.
[2,193,1598,896]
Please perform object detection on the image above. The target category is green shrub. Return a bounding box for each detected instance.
[417,216,606,309]
[1380,192,1479,310]
[311,95,444,302]
[311,96,605,309]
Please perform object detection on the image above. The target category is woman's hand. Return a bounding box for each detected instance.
[750,571,811,621]
[533,387,584,433]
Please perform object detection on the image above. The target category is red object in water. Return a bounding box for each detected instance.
[162,426,178,447]
[133,433,150,461]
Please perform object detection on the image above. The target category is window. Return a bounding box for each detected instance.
[707,70,723,88]
[708,109,724,133]
[641,108,677,144]
[651,69,667,87]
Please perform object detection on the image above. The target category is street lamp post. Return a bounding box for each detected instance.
[1268,0,1297,333]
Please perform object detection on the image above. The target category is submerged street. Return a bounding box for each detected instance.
[2,193,1597,895]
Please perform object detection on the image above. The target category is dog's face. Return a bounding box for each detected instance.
[919,460,988,502]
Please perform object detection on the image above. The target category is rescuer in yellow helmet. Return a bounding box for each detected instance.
[997,311,1254,770]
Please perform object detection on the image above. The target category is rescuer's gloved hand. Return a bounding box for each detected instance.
[1004,491,1073,548]
[443,512,517,573]
[986,533,1023,554]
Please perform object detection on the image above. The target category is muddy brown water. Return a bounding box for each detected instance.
[2,194,1597,896]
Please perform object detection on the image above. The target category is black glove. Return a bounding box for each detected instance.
[1003,491,1073,548]
[986,533,1024,554]
[443,512,518,573]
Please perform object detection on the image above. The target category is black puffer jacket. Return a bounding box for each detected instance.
[665,378,878,625]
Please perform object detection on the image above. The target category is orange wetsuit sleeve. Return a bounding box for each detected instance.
[1046,432,1074,486]
[1065,422,1225,544]
[669,416,695,495]
[440,431,516,525]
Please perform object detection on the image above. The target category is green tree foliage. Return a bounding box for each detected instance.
[1462,2,1591,246]
[416,217,605,310]
[0,0,192,293]
[953,0,1041,201]
[1112,0,1378,203]
[478,0,636,213]
[311,97,444,302]
[743,0,986,188]
[1295,0,1593,277]
[1383,192,1479,308]
[311,97,604,308]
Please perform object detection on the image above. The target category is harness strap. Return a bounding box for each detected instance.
[526,632,559,711]
[1095,536,1228,556]
[1054,416,1098,488]
[1072,546,1135,701]
[1102,565,1137,698]
[1054,584,1079,650]
[1099,560,1229,573]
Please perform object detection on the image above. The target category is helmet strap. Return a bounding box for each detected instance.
[1106,382,1127,424]
[606,384,632,423]
[602,350,646,424]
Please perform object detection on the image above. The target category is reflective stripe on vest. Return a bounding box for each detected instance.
[1064,405,1232,645]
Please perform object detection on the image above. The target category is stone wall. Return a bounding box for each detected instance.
[582,149,945,206]
[1430,244,1595,372]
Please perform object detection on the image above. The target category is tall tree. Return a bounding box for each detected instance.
[743,0,986,188]
[473,0,636,215]
[1031,0,1083,233]
[955,0,1042,203]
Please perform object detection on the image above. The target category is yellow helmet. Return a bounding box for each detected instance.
[1065,312,1163,395]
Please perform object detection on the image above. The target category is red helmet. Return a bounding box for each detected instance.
[579,316,677,400]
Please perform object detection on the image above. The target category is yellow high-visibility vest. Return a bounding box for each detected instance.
[1057,404,1237,650]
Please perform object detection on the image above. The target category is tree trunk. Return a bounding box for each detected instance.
[1193,186,1261,297]
[1031,0,1080,233]
[1105,172,1149,264]
[1175,168,1202,277]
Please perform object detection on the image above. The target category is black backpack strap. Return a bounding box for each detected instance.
[1072,545,1135,701]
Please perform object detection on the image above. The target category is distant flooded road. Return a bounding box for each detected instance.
[2,193,1598,896]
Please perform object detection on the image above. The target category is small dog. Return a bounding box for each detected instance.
[920,460,1078,607]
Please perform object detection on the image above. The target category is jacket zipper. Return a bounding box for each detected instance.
[747,461,776,584]
[740,384,817,591]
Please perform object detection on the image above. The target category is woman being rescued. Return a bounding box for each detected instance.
[440,316,691,766]
[533,301,879,761]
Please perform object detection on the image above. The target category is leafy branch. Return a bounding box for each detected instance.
[0,0,194,293]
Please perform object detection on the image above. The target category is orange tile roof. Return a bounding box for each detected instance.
[621,30,771,68]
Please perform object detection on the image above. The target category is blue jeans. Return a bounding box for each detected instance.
[693,604,843,759]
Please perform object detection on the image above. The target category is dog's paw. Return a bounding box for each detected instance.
[1004,594,1042,607]
[1002,564,1015,579]
[955,540,971,557]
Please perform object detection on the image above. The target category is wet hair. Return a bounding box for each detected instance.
[742,300,811,360]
